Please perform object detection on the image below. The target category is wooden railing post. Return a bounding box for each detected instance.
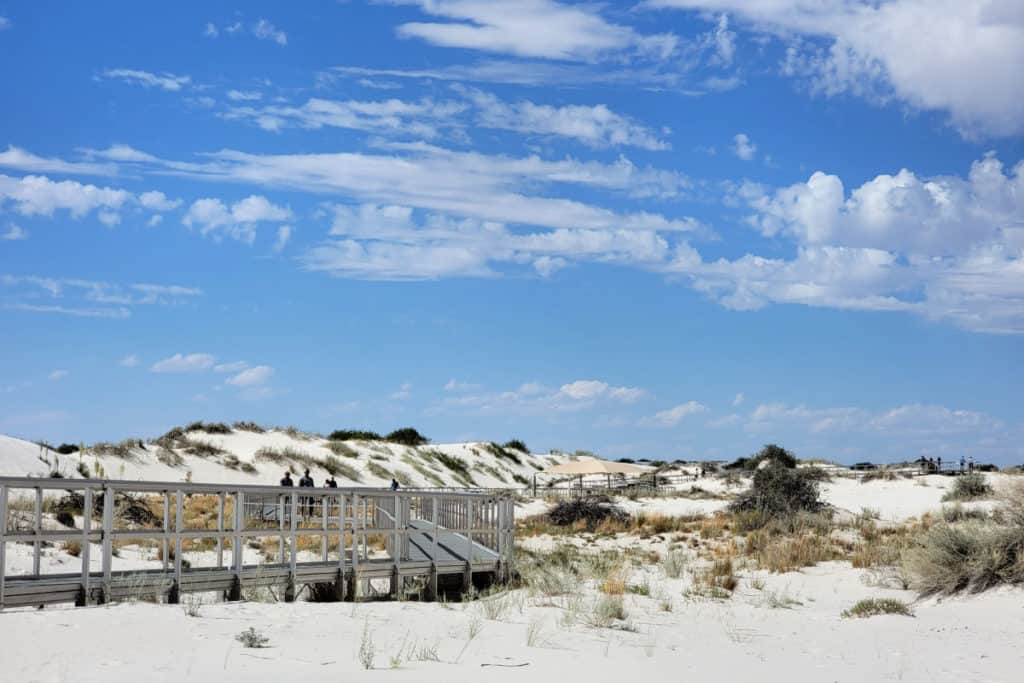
[229,490,244,601]
[171,489,183,603]
[0,484,7,610]
[101,485,114,603]
[32,486,42,577]
[216,492,225,569]
[286,491,297,602]
[79,487,93,605]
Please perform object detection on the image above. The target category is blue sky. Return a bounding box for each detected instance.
[1,1,1022,464]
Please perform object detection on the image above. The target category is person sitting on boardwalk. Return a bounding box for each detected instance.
[299,469,315,516]
[280,471,294,487]
[390,477,399,492]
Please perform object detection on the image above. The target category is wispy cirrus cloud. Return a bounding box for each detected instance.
[100,68,191,91]
[1,275,201,319]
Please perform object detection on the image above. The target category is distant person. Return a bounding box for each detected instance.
[325,475,338,488]
[927,457,935,474]
[390,477,399,492]
[937,457,943,473]
[960,456,966,472]
[299,469,315,516]
[968,455,975,472]
[280,471,294,487]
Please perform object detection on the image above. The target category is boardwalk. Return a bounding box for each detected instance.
[0,476,513,609]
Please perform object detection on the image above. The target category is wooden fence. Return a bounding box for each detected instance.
[0,476,513,610]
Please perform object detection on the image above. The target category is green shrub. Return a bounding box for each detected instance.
[232,421,265,433]
[386,427,429,446]
[903,521,1024,595]
[503,439,529,453]
[185,421,232,434]
[942,473,993,501]
[182,438,227,458]
[730,462,824,518]
[328,429,382,441]
[56,443,80,455]
[547,497,627,530]
[486,442,522,465]
[842,598,914,618]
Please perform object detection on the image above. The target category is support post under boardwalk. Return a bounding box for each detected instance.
[78,488,93,606]
[0,485,7,610]
[101,485,114,604]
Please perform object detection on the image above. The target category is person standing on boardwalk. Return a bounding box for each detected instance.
[325,475,338,488]
[280,471,294,487]
[299,469,315,516]
[390,477,399,492]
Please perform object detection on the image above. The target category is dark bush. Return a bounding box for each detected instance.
[306,582,343,602]
[547,496,628,530]
[386,427,429,446]
[503,439,529,453]
[232,421,265,433]
[185,421,232,434]
[616,458,635,464]
[751,444,798,469]
[56,511,75,527]
[328,429,383,441]
[730,463,824,517]
[56,443,80,455]
[486,442,522,465]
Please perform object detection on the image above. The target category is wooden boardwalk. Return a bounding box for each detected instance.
[0,477,513,609]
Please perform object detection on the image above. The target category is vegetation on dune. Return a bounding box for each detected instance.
[547,496,628,530]
[502,439,529,453]
[185,421,232,434]
[386,427,429,446]
[432,451,476,486]
[941,472,993,501]
[730,458,825,518]
[328,429,383,441]
[231,421,265,433]
[903,482,1024,595]
[486,442,523,465]
[726,443,798,471]
[324,441,360,458]
[842,598,914,618]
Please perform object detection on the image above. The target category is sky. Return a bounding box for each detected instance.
[0,1,1022,465]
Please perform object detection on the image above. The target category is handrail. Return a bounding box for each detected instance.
[0,476,514,609]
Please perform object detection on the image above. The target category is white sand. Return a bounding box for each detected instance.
[0,560,1020,682]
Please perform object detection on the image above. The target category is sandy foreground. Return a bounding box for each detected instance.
[1,563,1021,683]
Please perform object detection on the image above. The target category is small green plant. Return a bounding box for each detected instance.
[386,427,429,446]
[358,621,376,670]
[942,473,993,502]
[235,627,269,648]
[841,598,914,618]
[329,429,383,441]
[661,550,687,579]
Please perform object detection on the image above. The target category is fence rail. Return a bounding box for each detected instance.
[0,476,513,610]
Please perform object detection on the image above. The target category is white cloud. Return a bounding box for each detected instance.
[138,190,182,212]
[747,401,1004,438]
[214,361,248,373]
[226,365,274,387]
[0,17,10,31]
[182,195,292,244]
[649,0,1024,137]
[444,378,481,392]
[273,225,292,252]
[203,23,218,38]
[0,145,117,176]
[390,382,413,400]
[119,354,140,368]
[227,89,262,102]
[1,223,27,241]
[395,0,677,62]
[47,369,69,381]
[253,19,287,46]
[642,400,707,426]
[732,133,756,160]
[1,275,201,319]
[101,69,191,91]
[0,174,130,219]
[222,96,465,137]
[559,380,646,403]
[151,353,216,373]
[459,87,669,150]
[733,392,744,406]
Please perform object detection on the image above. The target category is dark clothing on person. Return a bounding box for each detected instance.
[390,478,399,492]
[298,470,315,516]
[280,473,294,487]
[326,477,338,488]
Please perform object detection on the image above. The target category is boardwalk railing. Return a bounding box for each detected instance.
[0,477,513,610]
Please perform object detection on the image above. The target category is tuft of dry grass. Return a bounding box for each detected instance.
[842,598,914,618]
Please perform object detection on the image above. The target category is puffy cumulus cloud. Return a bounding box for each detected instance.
[252,19,287,46]
[743,155,1024,256]
[732,133,756,160]
[203,19,286,46]
[648,0,1024,137]
[119,354,140,368]
[394,0,677,62]
[559,380,647,403]
[641,400,707,427]
[0,174,130,218]
[226,365,274,387]
[1,223,27,240]
[101,69,191,91]
[668,154,1024,334]
[151,353,216,373]
[182,195,292,244]
[138,191,182,212]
